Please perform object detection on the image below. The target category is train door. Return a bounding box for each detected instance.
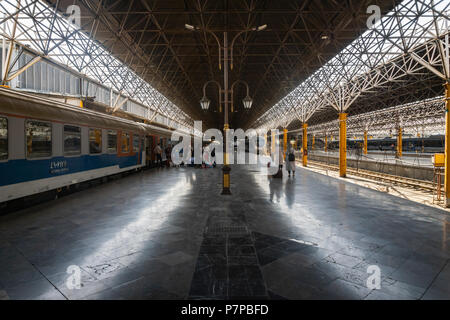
[140,134,145,166]
[161,137,166,162]
[145,135,153,167]
[131,133,140,165]
[118,130,131,157]
[148,135,158,167]
[150,135,156,167]
[154,136,159,166]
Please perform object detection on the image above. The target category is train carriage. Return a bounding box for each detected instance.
[0,88,173,203]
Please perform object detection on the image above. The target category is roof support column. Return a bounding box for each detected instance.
[445,83,450,207]
[339,113,347,178]
[283,128,288,160]
[302,123,308,167]
[324,134,328,153]
[397,127,403,158]
[363,130,368,155]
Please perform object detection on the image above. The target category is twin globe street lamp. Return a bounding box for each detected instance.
[185,23,267,195]
[199,79,254,112]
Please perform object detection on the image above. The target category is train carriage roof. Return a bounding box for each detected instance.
[0,86,175,137]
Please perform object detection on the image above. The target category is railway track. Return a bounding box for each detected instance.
[307,160,436,193]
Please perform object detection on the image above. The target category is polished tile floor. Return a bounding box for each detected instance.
[0,162,449,300]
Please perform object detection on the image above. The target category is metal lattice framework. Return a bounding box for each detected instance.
[307,97,445,138]
[254,0,450,132]
[32,0,404,129]
[0,0,194,130]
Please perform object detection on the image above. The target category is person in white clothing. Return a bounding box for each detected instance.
[154,144,163,167]
[285,146,296,177]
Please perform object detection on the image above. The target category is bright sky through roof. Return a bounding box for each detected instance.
[0,0,193,129]
[255,0,450,130]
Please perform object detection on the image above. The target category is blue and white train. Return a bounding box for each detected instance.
[0,87,173,204]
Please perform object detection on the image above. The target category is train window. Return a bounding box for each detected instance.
[107,130,117,153]
[64,125,81,156]
[121,132,130,153]
[89,128,102,154]
[26,120,52,158]
[0,117,7,160]
[133,134,140,153]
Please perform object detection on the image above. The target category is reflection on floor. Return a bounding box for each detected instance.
[0,163,449,300]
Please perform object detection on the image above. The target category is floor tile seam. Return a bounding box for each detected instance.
[419,258,450,300]
[11,245,69,300]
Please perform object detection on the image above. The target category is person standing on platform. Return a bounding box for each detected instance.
[285,146,296,177]
[165,145,172,168]
[154,143,163,167]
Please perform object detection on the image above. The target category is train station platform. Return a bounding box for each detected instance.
[0,163,449,300]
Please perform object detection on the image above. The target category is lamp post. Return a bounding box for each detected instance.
[186,24,266,195]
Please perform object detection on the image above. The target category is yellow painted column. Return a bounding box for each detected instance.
[339,113,347,178]
[363,130,368,155]
[445,82,450,207]
[224,124,229,166]
[397,127,403,158]
[312,135,315,151]
[302,123,308,167]
[283,128,288,159]
[324,135,328,152]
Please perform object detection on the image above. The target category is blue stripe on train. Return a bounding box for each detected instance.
[0,154,139,186]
